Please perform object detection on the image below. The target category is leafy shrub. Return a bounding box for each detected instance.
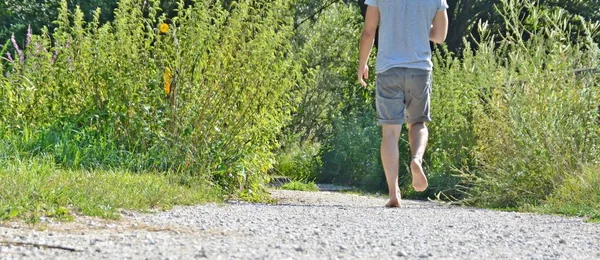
[274,142,321,181]
[0,0,299,199]
[457,0,600,208]
[0,0,120,45]
[319,110,386,191]
[286,3,365,143]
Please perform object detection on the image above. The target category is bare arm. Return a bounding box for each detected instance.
[430,9,448,44]
[358,6,379,87]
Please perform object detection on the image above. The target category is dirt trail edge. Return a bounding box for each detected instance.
[1,190,600,259]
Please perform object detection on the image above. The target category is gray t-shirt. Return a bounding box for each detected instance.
[364,0,449,73]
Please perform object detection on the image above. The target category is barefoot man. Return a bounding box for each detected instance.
[358,0,449,207]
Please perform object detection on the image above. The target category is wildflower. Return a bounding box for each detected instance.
[159,23,169,34]
[164,67,172,95]
[10,34,24,63]
[5,52,14,63]
[25,25,31,48]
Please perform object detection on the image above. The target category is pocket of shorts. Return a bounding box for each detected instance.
[409,74,431,100]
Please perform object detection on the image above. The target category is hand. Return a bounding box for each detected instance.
[358,65,369,88]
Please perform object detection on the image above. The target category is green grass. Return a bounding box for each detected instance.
[280,181,319,192]
[0,157,222,223]
[455,165,600,221]
[532,165,600,221]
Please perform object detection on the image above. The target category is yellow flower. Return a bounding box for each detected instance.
[164,67,172,95]
[159,23,169,34]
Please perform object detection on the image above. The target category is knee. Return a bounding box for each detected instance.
[382,126,401,140]
[408,122,426,130]
[382,131,399,141]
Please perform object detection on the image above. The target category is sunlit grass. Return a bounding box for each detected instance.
[0,157,221,222]
[539,165,600,220]
[280,181,319,192]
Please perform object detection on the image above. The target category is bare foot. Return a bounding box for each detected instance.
[385,199,401,208]
[385,190,401,208]
[410,158,428,192]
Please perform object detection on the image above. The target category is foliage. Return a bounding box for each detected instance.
[319,110,386,191]
[283,2,382,190]
[455,0,600,208]
[0,0,119,45]
[543,165,600,220]
[3,0,598,61]
[286,2,366,144]
[280,181,319,192]
[274,142,321,181]
[0,0,212,45]
[0,0,298,202]
[444,0,600,53]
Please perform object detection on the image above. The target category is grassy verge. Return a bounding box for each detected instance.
[0,157,222,223]
[280,181,319,192]
[531,166,600,221]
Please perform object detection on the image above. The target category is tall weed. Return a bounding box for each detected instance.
[544,165,600,219]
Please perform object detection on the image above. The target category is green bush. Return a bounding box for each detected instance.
[0,0,298,199]
[0,0,120,45]
[456,0,600,208]
[319,110,386,191]
[286,3,365,143]
[274,142,321,181]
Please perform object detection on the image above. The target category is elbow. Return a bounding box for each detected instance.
[361,29,376,41]
[429,33,447,44]
[430,37,445,44]
[429,27,447,44]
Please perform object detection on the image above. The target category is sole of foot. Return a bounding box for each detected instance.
[410,159,428,192]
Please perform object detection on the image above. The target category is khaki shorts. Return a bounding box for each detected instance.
[375,67,432,125]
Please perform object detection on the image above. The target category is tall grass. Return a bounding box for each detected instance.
[455,0,600,209]
[544,165,600,219]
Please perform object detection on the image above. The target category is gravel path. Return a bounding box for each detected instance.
[1,189,600,259]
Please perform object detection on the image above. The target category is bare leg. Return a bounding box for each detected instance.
[408,122,429,191]
[381,125,402,207]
